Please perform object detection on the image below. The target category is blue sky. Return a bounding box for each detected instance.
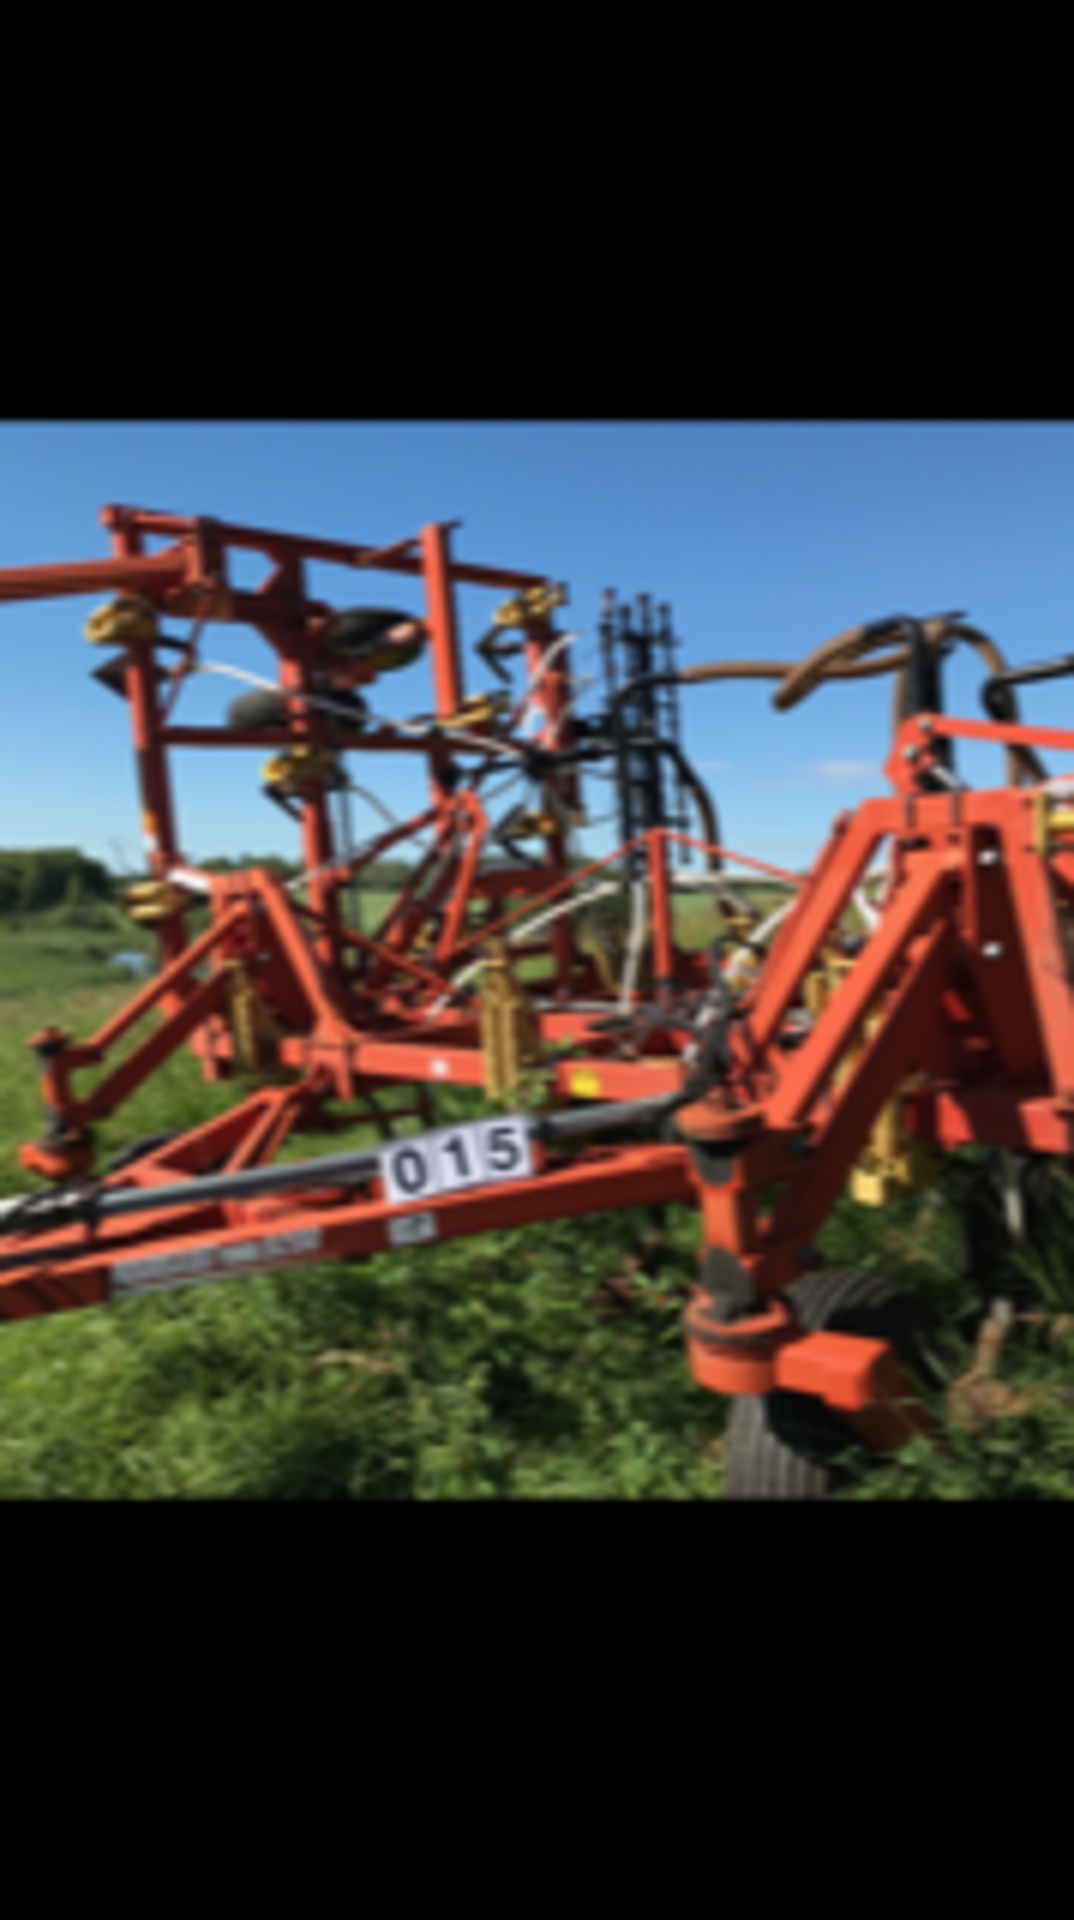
[2,422,1074,877]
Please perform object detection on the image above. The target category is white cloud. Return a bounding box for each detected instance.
[807,760,876,785]
[742,760,878,794]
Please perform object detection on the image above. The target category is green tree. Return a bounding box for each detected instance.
[18,851,49,913]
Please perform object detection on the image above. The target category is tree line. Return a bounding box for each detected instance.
[0,849,115,916]
[0,849,420,917]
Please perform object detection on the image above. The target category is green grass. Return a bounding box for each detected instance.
[0,918,728,1496]
[3,910,1074,1497]
[0,1038,728,1498]
[0,907,156,1000]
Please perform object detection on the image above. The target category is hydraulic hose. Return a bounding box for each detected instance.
[602,672,722,870]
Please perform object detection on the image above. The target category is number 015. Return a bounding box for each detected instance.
[380,1116,532,1207]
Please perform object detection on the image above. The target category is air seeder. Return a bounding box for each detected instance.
[3,503,1073,1495]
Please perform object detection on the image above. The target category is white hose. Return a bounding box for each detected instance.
[619,878,649,1014]
[852,887,880,934]
[717,883,763,918]
[509,631,580,732]
[544,670,598,747]
[166,866,212,896]
[283,817,436,898]
[422,879,622,1020]
[342,781,405,834]
[196,659,526,763]
[925,763,969,794]
[722,878,882,990]
[724,895,797,989]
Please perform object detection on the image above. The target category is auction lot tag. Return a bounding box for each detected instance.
[380,1116,533,1208]
[387,1211,438,1247]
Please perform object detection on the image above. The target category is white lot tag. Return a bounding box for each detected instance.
[380,1117,533,1208]
[387,1211,438,1247]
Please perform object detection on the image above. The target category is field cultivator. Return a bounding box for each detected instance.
[4,506,1074,1494]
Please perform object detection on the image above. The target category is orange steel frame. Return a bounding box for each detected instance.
[5,509,1074,1465]
[3,507,725,1172]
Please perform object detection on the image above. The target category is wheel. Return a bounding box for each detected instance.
[722,1267,944,1500]
[320,686,369,735]
[320,608,424,672]
[320,607,415,650]
[227,684,368,734]
[226,688,288,730]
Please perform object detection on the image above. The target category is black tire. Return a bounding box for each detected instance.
[227,684,367,736]
[226,688,288,730]
[320,608,416,662]
[723,1267,944,1500]
[723,1391,840,1499]
[320,687,369,738]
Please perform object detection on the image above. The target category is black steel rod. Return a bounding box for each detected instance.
[0,1093,683,1249]
[982,654,1074,720]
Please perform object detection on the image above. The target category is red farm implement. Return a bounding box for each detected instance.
[3,508,1074,1495]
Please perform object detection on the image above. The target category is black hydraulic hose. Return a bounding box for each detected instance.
[520,736,721,871]
[0,1092,696,1261]
[899,617,943,717]
[659,736,721,870]
[603,672,722,870]
[897,615,954,788]
[981,653,1074,721]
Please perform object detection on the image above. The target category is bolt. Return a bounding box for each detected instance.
[981,942,1005,960]
[788,1133,812,1158]
[798,1246,822,1269]
[902,745,918,762]
[978,849,1001,867]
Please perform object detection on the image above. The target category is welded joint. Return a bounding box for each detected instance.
[30,1029,73,1060]
[685,1139,735,1186]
